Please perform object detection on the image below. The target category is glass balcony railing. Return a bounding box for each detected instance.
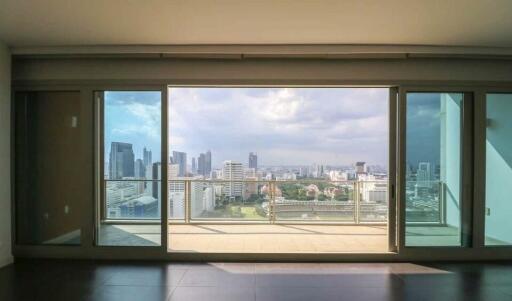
[180,180,269,221]
[405,180,445,224]
[358,181,389,222]
[168,179,394,224]
[273,181,357,222]
[104,179,161,220]
[103,179,446,224]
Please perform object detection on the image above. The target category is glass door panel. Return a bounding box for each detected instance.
[405,93,463,247]
[97,91,162,246]
[485,93,512,245]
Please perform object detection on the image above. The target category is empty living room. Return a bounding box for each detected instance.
[1,1,512,300]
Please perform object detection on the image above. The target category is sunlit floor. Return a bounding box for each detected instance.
[4,260,512,300]
[98,224,389,252]
[168,224,388,253]
[98,224,476,252]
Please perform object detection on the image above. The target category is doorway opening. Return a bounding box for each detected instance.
[166,87,391,253]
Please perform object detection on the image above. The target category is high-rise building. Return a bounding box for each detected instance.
[416,162,433,187]
[355,162,367,174]
[109,142,135,179]
[143,147,152,168]
[152,162,161,200]
[190,182,205,217]
[191,157,197,174]
[197,150,212,178]
[249,152,258,169]
[205,150,212,175]
[169,163,180,179]
[198,153,206,176]
[299,167,309,178]
[222,160,244,199]
[315,164,324,178]
[134,159,146,178]
[172,151,187,177]
[169,171,185,219]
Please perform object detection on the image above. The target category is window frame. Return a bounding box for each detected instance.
[93,86,168,248]
[10,81,512,261]
[478,89,512,248]
[397,87,475,251]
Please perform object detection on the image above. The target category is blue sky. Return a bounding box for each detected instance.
[105,88,391,168]
[105,91,162,162]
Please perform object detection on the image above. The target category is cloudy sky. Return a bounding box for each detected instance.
[406,93,441,168]
[104,89,459,171]
[105,91,162,163]
[169,87,389,168]
[105,88,390,169]
[406,92,462,169]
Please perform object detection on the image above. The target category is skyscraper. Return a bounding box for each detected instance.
[198,153,206,176]
[172,151,187,177]
[152,162,161,200]
[191,157,197,174]
[143,147,152,168]
[355,162,367,173]
[417,162,433,187]
[249,152,258,169]
[134,159,146,178]
[109,142,135,179]
[205,150,212,176]
[222,160,244,199]
[315,164,324,178]
[169,163,180,178]
[197,150,212,178]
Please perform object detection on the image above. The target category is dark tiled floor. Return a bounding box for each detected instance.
[1,260,512,301]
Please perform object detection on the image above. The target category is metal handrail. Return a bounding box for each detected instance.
[172,179,388,224]
[104,179,161,182]
[104,179,444,224]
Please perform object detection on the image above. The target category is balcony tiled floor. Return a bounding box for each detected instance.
[168,224,389,253]
[98,224,466,252]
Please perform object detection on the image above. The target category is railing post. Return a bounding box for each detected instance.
[269,180,275,224]
[355,181,360,224]
[185,180,191,223]
[440,181,446,225]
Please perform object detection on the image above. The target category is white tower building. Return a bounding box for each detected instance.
[222,161,244,199]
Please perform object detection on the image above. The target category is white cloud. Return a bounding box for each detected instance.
[115,101,161,140]
[168,87,389,166]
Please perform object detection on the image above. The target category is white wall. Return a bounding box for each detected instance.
[440,94,462,232]
[485,94,512,244]
[0,42,12,267]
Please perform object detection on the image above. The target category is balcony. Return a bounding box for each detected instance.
[167,180,390,224]
[99,179,455,252]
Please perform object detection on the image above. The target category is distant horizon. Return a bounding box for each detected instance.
[105,146,389,171]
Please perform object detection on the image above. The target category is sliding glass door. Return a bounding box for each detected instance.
[96,91,162,247]
[167,87,394,253]
[404,92,464,247]
[485,93,512,246]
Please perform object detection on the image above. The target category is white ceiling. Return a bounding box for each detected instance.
[1,0,512,48]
